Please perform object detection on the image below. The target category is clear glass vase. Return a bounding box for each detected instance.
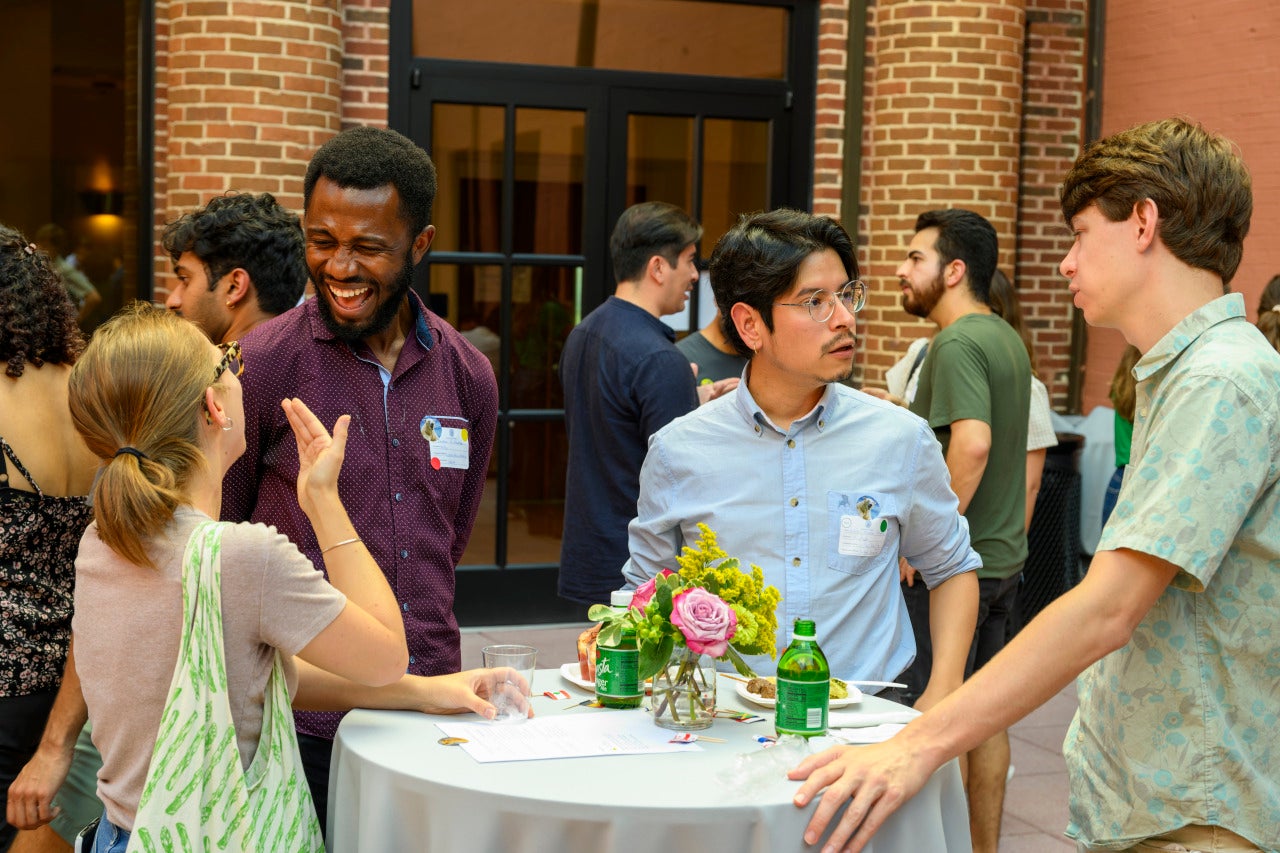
[650,647,717,730]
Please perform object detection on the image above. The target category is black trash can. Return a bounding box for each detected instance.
[1009,433,1084,637]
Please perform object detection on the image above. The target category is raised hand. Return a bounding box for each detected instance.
[281,397,351,518]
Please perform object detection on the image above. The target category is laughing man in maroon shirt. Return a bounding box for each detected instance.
[221,127,498,831]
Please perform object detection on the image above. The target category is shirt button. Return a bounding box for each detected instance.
[409,655,416,665]
[754,425,761,434]
[818,420,825,428]
[789,497,799,507]
[400,549,409,559]
[402,602,409,612]
[792,557,801,567]
[392,438,400,447]
[395,492,403,502]
[787,439,796,448]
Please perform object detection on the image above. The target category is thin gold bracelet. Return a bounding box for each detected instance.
[321,536,362,554]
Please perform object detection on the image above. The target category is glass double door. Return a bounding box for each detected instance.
[407,62,794,622]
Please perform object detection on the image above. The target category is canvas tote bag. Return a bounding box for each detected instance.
[126,520,323,852]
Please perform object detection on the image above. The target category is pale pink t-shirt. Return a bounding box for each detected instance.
[72,507,347,830]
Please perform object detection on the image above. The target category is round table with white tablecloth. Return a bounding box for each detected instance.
[327,670,972,853]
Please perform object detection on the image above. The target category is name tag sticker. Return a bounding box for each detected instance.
[421,416,470,470]
[838,515,888,557]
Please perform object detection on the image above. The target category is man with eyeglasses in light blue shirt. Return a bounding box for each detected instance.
[622,208,980,704]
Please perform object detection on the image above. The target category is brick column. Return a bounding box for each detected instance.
[157,0,343,298]
[858,0,1027,387]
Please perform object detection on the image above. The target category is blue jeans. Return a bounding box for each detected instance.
[89,808,128,853]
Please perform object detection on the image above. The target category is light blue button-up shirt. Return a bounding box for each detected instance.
[622,378,980,681]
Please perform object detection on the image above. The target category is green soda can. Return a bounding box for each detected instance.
[596,590,643,709]
[775,618,830,737]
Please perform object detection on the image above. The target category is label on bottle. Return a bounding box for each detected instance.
[775,677,829,736]
[595,647,642,700]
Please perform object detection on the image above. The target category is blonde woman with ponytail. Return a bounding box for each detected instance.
[59,305,518,853]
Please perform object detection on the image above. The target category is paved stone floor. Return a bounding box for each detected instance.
[462,622,1077,851]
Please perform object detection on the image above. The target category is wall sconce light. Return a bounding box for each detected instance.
[79,190,125,216]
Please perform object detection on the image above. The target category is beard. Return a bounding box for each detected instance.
[901,270,944,319]
[314,252,416,344]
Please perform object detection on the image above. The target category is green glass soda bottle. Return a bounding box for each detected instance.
[596,590,643,709]
[775,618,830,737]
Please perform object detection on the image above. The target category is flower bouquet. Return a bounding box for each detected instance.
[589,524,780,729]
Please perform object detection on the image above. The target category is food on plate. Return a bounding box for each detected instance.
[745,675,848,700]
[576,623,602,682]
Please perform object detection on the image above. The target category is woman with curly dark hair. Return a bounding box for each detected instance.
[1255,274,1280,353]
[0,224,98,852]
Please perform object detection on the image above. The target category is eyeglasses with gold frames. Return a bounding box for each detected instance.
[774,280,867,322]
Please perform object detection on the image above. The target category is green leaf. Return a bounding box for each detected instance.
[723,645,757,678]
[598,622,622,648]
[638,633,674,681]
[586,604,615,622]
[656,583,674,619]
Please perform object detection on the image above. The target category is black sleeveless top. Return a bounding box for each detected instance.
[0,437,94,696]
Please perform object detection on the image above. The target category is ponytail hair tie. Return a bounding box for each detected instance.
[113,446,148,461]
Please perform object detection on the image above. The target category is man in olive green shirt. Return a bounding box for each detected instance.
[895,208,1030,853]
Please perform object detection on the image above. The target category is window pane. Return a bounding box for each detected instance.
[514,109,586,255]
[414,0,788,80]
[426,264,502,378]
[510,265,577,409]
[506,418,567,565]
[431,103,505,253]
[457,475,498,567]
[627,115,694,212]
[2,0,136,332]
[701,117,770,242]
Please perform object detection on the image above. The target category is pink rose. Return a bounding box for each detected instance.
[670,587,738,657]
[630,569,675,615]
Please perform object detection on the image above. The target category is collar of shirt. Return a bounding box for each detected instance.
[732,371,835,437]
[304,289,438,351]
[300,286,437,379]
[605,295,678,343]
[1133,293,1244,383]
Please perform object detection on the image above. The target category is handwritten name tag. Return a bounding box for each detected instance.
[838,515,888,557]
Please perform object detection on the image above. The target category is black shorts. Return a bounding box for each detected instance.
[899,571,1022,704]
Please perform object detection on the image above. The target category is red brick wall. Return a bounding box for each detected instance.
[1014,0,1088,408]
[813,1,1086,406]
[855,0,1028,389]
[153,0,379,300]
[1080,0,1280,413]
[813,0,851,220]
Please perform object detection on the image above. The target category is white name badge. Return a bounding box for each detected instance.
[421,417,470,470]
[838,515,889,557]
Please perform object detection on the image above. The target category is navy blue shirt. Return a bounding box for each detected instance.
[558,297,698,604]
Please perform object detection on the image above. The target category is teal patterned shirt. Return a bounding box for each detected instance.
[1065,294,1280,850]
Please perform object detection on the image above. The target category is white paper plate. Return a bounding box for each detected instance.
[559,662,594,691]
[734,678,861,709]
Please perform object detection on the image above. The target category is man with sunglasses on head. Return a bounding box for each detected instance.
[892,208,1031,853]
[622,209,980,698]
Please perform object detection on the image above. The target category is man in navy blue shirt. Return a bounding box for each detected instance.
[558,202,735,605]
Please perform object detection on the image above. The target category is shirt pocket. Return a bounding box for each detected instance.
[825,491,899,577]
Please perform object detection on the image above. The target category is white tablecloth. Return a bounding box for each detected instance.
[328,671,972,853]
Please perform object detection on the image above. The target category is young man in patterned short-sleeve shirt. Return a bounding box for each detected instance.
[789,118,1280,853]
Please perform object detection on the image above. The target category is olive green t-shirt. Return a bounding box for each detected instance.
[910,313,1030,578]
